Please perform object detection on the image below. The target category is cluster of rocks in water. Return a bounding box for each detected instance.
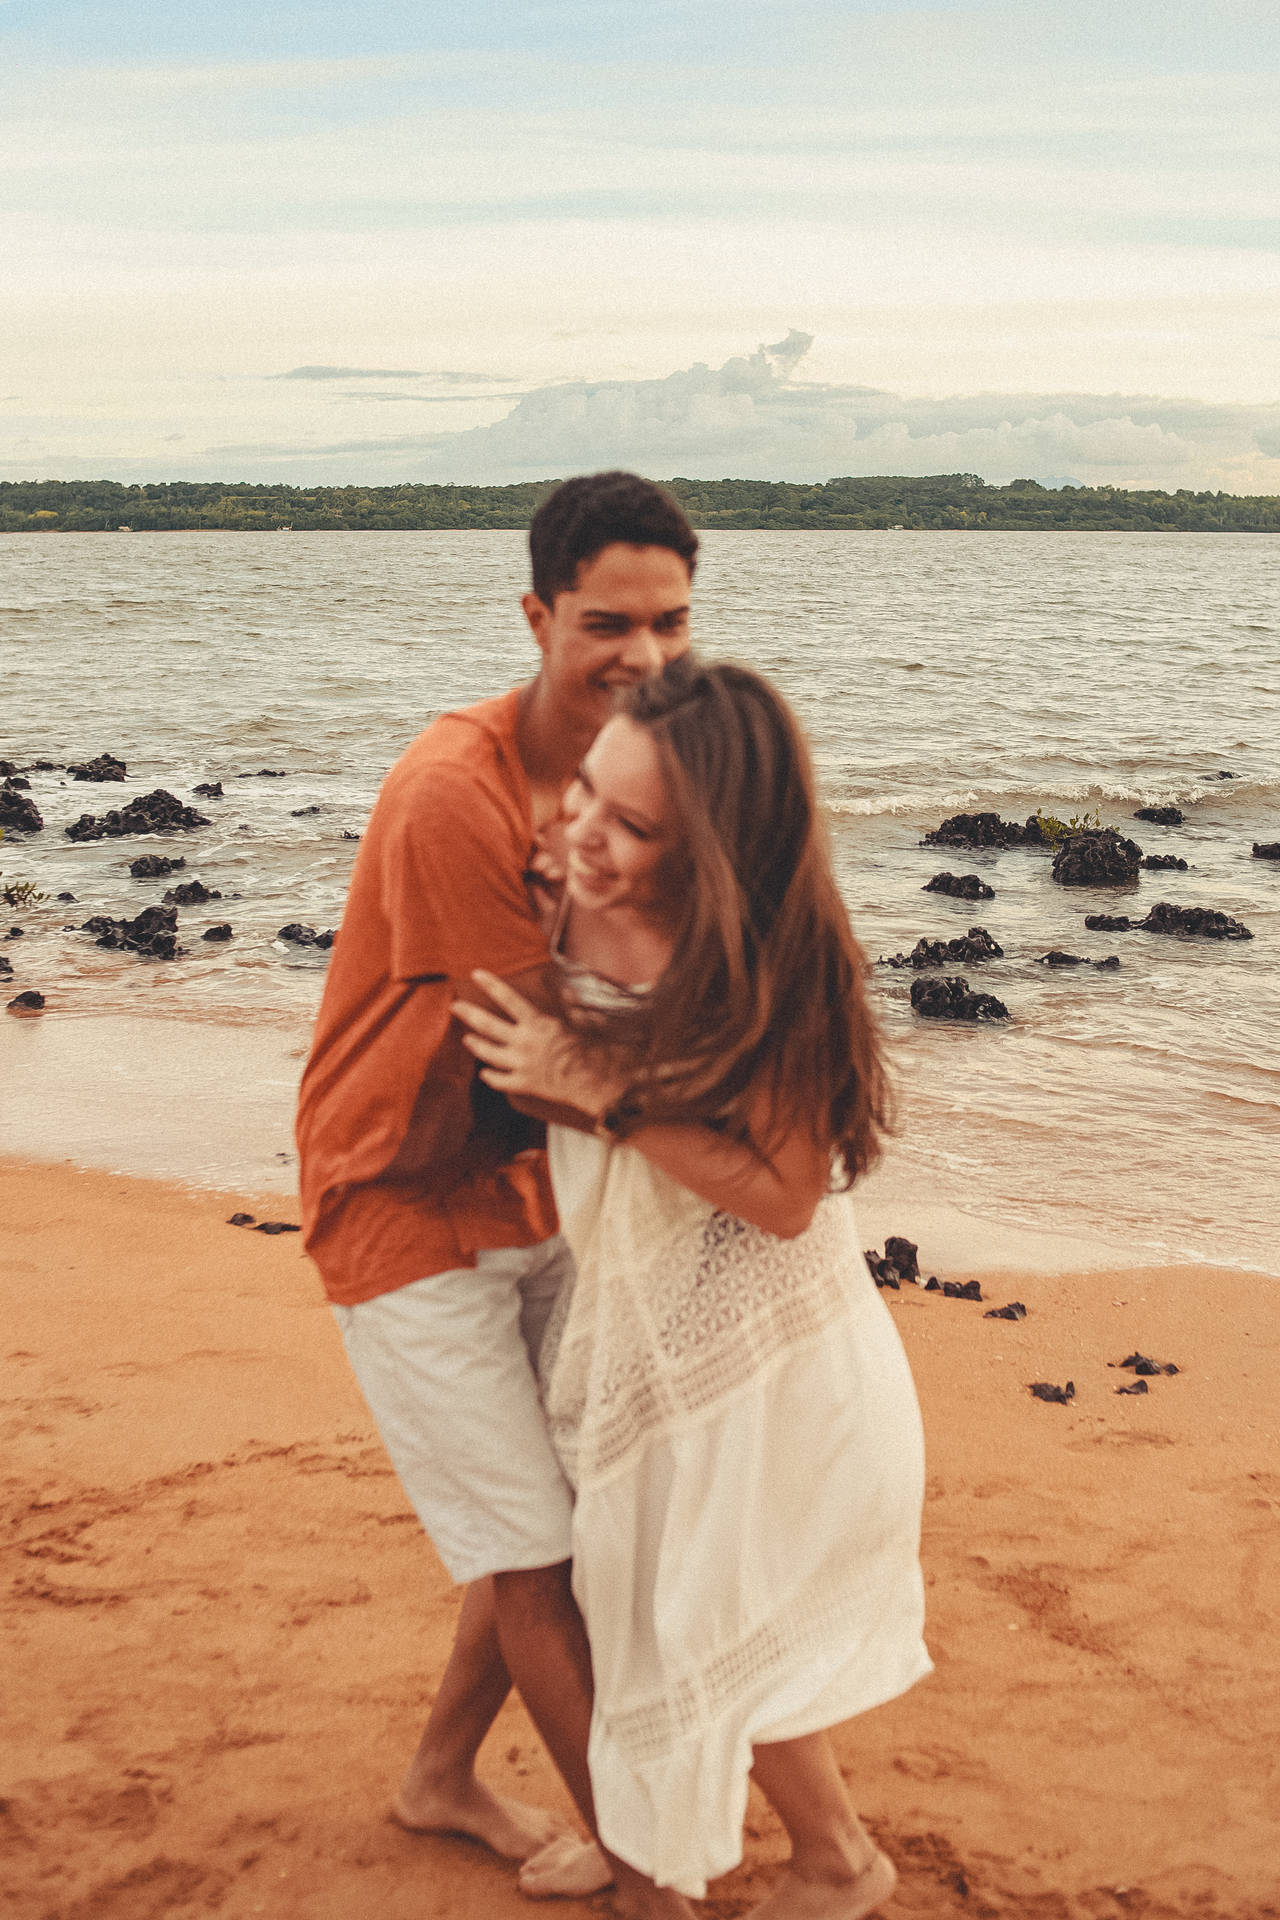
[1050,828,1143,887]
[66,788,211,842]
[1133,805,1183,826]
[922,871,995,901]
[910,976,1010,1021]
[164,879,221,906]
[1037,950,1120,969]
[881,925,1003,969]
[277,923,336,949]
[894,800,1268,1019]
[1084,903,1253,940]
[81,904,182,960]
[0,787,43,834]
[2,751,365,1002]
[68,752,127,782]
[923,811,1046,851]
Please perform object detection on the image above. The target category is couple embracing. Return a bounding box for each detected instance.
[296,472,930,1920]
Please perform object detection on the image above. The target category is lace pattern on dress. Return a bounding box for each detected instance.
[599,1559,882,1768]
[544,1144,862,1488]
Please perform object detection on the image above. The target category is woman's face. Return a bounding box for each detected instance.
[562,715,678,919]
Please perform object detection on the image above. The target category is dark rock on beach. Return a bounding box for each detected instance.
[31,759,58,771]
[1141,854,1188,871]
[56,891,76,902]
[1037,950,1087,966]
[290,804,322,817]
[7,926,24,938]
[865,1237,920,1288]
[3,772,31,790]
[1029,1381,1075,1404]
[202,923,233,941]
[129,853,186,878]
[227,1212,256,1227]
[341,829,362,841]
[0,759,23,777]
[883,1235,919,1281]
[7,989,45,1013]
[1253,842,1280,861]
[882,926,1003,969]
[65,789,210,842]
[943,1279,983,1301]
[1095,955,1121,969]
[254,1220,302,1235]
[1141,901,1252,940]
[1134,805,1184,826]
[0,789,44,833]
[1115,1379,1149,1395]
[0,954,12,977]
[81,904,181,960]
[1085,913,1132,932]
[163,879,221,906]
[68,752,127,782]
[984,1301,1027,1320]
[193,781,224,798]
[910,976,1010,1021]
[923,871,995,901]
[240,768,288,778]
[1051,828,1143,887]
[922,811,1031,851]
[1116,1350,1180,1376]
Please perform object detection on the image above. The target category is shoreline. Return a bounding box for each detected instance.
[3,1156,1277,1918]
[7,1006,1274,1281]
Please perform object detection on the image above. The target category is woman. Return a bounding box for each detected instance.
[455,659,929,1918]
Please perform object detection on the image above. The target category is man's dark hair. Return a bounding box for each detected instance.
[528,471,699,606]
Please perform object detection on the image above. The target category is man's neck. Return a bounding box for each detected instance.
[515,678,592,813]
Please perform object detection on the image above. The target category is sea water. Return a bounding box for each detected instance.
[2,529,1277,1270]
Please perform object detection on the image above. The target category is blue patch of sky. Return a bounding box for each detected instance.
[0,0,960,63]
[5,0,1278,75]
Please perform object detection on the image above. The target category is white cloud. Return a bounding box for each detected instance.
[373,335,1280,490]
[10,333,1270,492]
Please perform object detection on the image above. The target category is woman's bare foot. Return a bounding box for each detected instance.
[611,1859,699,1920]
[518,1833,614,1898]
[391,1774,569,1860]
[747,1848,897,1920]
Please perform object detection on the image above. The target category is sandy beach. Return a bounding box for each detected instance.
[3,1155,1277,1920]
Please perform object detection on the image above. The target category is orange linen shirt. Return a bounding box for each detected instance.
[296,690,558,1306]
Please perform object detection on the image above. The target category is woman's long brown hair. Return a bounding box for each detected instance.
[567,656,891,1185]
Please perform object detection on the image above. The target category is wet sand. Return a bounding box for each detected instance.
[3,1157,1277,1919]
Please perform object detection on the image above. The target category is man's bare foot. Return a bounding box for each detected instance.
[747,1849,897,1920]
[518,1833,614,1898]
[390,1777,570,1860]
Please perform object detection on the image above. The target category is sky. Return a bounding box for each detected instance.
[2,0,1279,490]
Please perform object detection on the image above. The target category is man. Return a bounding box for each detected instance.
[296,472,697,1905]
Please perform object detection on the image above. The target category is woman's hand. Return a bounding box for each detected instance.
[453,969,626,1121]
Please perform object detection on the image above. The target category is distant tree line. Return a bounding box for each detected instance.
[3,474,1280,533]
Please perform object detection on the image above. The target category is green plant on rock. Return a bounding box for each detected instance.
[0,827,46,909]
[1030,806,1103,851]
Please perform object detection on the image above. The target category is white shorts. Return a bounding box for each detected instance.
[332,1235,576,1585]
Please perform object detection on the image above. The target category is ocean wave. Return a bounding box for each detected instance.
[825,770,1280,819]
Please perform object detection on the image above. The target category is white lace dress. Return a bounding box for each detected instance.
[543,1008,931,1895]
